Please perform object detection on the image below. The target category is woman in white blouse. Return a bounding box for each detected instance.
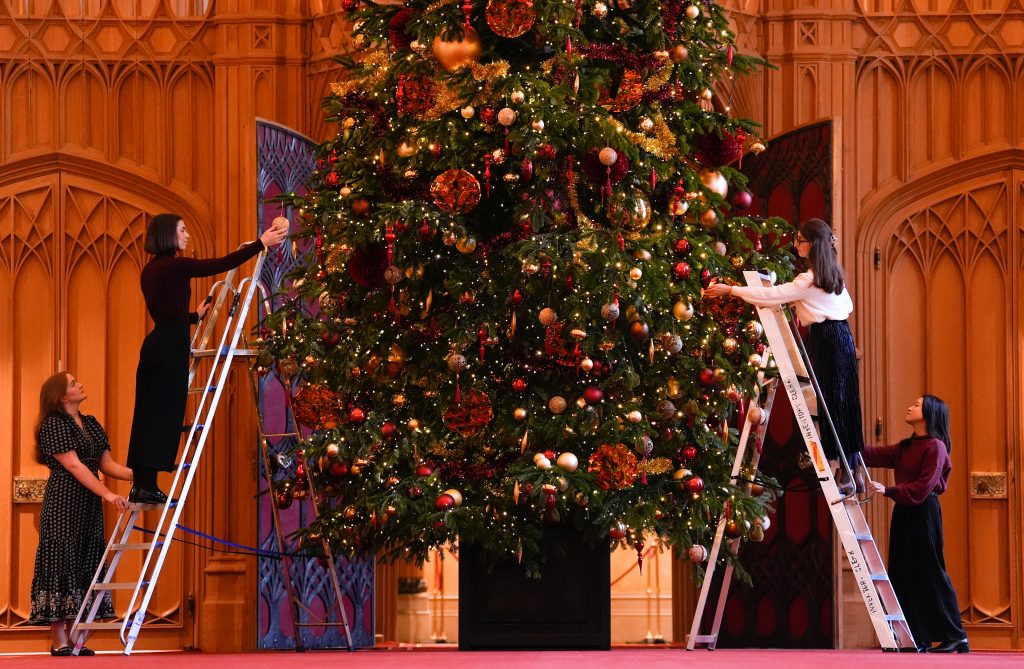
[705,218,865,494]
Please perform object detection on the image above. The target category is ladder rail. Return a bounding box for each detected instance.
[686,364,775,650]
[122,254,268,654]
[188,270,239,387]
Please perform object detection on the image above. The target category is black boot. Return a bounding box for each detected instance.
[928,639,969,653]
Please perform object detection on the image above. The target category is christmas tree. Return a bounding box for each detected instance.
[260,0,794,575]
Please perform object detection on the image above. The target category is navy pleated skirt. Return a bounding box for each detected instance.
[806,319,864,463]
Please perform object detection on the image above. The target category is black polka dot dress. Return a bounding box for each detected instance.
[27,413,116,624]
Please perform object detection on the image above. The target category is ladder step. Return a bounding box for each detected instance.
[188,385,218,394]
[884,614,906,622]
[112,542,162,551]
[92,582,148,590]
[191,347,258,358]
[854,533,874,541]
[74,622,124,630]
[265,432,300,439]
[127,501,169,510]
[870,573,890,581]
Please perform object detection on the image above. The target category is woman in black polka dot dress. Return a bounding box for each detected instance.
[27,372,133,655]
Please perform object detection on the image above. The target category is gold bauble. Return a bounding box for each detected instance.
[539,307,558,326]
[514,407,528,420]
[548,395,567,414]
[699,208,719,228]
[605,187,652,231]
[743,320,764,342]
[673,301,695,321]
[700,169,729,197]
[456,236,477,254]
[722,337,739,354]
[432,27,482,72]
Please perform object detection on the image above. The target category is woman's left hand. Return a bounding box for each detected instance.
[869,481,886,494]
[703,283,733,298]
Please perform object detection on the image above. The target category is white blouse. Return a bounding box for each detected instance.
[730,270,853,324]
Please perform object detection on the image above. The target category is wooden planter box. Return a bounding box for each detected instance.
[458,527,611,650]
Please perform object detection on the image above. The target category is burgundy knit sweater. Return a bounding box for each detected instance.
[141,241,264,325]
[862,435,951,506]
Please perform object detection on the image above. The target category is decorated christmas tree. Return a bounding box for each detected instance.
[260,0,794,575]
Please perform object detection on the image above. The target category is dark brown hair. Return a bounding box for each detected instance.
[145,213,183,255]
[800,218,845,295]
[922,394,952,454]
[35,371,70,464]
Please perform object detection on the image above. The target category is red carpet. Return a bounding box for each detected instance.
[0,648,1019,669]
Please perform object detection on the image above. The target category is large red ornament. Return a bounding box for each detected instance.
[694,128,747,167]
[431,169,482,214]
[685,476,705,494]
[435,493,456,511]
[397,74,434,116]
[511,378,528,392]
[583,386,604,404]
[485,0,536,38]
[442,389,493,437]
[388,9,416,50]
[673,261,691,279]
[673,239,691,255]
[587,443,640,491]
[347,243,388,288]
[415,464,434,477]
[698,368,715,386]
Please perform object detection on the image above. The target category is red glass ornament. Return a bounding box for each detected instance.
[349,407,366,423]
[510,288,525,306]
[330,461,348,478]
[583,386,604,404]
[511,378,528,392]
[698,368,715,386]
[408,485,423,499]
[673,239,691,255]
[685,476,705,494]
[435,493,456,511]
[682,445,698,461]
[700,269,713,287]
[415,464,433,477]
[480,106,497,124]
[381,422,397,439]
[673,262,691,279]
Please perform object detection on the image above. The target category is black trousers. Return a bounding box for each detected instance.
[889,494,967,646]
[127,321,189,474]
[806,319,864,464]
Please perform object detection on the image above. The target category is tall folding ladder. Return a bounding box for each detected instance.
[251,367,355,650]
[71,253,270,655]
[687,270,917,652]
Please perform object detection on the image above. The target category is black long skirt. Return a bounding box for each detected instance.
[806,319,864,463]
[889,494,967,646]
[127,321,189,472]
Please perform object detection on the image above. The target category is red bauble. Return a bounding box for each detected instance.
[321,331,341,347]
[673,239,691,255]
[510,288,525,306]
[340,0,357,9]
[480,106,497,124]
[330,461,348,478]
[698,368,715,386]
[485,0,536,38]
[408,485,423,499]
[430,169,482,214]
[685,476,705,494]
[682,445,698,461]
[325,171,340,188]
[435,493,456,511]
[608,524,628,540]
[583,386,604,404]
[380,423,397,440]
[700,269,714,287]
[732,190,753,210]
[673,262,691,279]
[628,320,650,343]
[348,408,365,424]
[276,492,293,509]
[724,520,742,538]
[418,221,435,242]
[511,378,528,392]
[416,464,434,477]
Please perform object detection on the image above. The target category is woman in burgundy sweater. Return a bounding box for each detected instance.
[864,395,968,653]
[127,214,287,504]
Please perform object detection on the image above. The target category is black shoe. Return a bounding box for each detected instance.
[50,646,73,656]
[129,487,169,505]
[929,639,969,653]
[76,646,96,656]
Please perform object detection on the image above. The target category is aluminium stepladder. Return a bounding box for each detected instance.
[687,270,916,652]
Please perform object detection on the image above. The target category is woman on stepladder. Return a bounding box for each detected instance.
[28,372,133,655]
[704,217,866,494]
[127,213,288,504]
[864,395,969,653]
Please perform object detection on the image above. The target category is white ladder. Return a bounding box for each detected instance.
[687,270,916,652]
[71,252,269,655]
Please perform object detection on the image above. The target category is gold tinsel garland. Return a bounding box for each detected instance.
[639,457,673,476]
[420,60,511,120]
[331,50,390,98]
